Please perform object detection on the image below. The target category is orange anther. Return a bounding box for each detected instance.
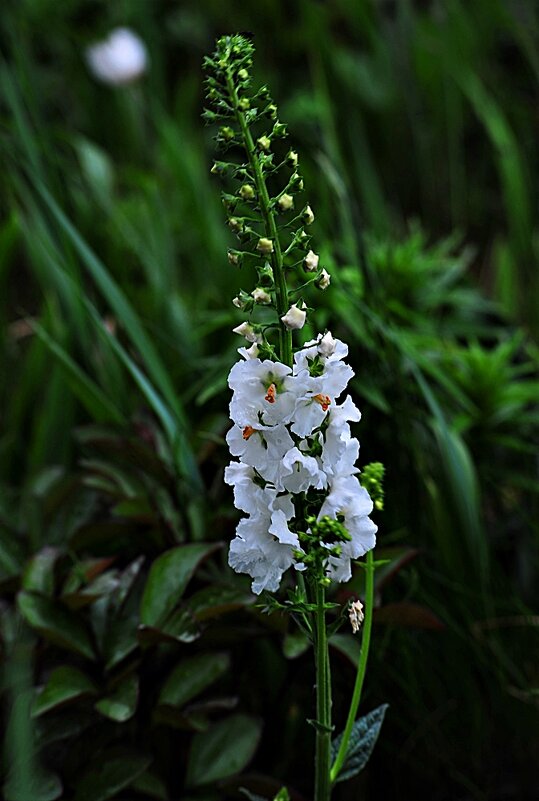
[314,393,331,412]
[264,383,277,404]
[242,425,256,440]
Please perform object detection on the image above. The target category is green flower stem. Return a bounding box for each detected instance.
[330,549,375,784]
[314,583,332,801]
[225,71,293,367]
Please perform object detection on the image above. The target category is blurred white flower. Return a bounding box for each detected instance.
[86,28,148,86]
[281,303,306,330]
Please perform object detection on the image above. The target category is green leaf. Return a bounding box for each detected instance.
[95,673,139,722]
[4,769,63,801]
[130,772,168,800]
[22,547,62,596]
[187,714,262,787]
[329,634,361,668]
[33,666,97,717]
[17,592,95,660]
[331,704,389,783]
[158,652,230,709]
[282,630,310,659]
[140,543,219,627]
[73,755,152,801]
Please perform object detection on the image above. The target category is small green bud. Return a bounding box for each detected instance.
[237,68,249,80]
[227,249,242,266]
[228,217,242,233]
[272,121,287,137]
[257,135,271,152]
[265,103,278,119]
[239,184,256,200]
[220,126,235,141]
[257,237,274,255]
[277,193,294,212]
[289,172,303,191]
[320,577,332,588]
[238,97,250,111]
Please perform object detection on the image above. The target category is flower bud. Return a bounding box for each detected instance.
[272,122,287,138]
[289,172,303,190]
[228,217,242,233]
[318,331,337,357]
[239,184,255,200]
[252,287,271,305]
[277,194,294,212]
[257,135,271,151]
[232,296,244,308]
[281,303,306,330]
[265,103,278,119]
[304,250,319,272]
[287,150,299,168]
[316,268,331,290]
[232,322,262,343]
[302,205,315,225]
[237,68,249,80]
[237,97,250,111]
[257,237,274,255]
[227,250,241,266]
[241,342,260,359]
[220,126,235,141]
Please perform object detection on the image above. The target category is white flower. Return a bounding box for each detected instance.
[304,250,319,272]
[290,362,354,438]
[232,322,262,343]
[319,475,377,582]
[317,268,331,290]
[294,334,349,374]
[86,28,147,86]
[229,512,299,594]
[228,359,300,428]
[281,447,327,494]
[322,396,361,477]
[252,287,272,305]
[226,424,294,486]
[281,304,306,330]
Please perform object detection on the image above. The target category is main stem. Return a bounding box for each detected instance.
[315,583,332,801]
[330,549,375,783]
[226,71,293,367]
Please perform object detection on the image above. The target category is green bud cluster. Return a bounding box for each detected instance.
[361,462,385,511]
[202,34,330,365]
[295,514,352,585]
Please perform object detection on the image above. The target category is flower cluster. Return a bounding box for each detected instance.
[225,332,377,593]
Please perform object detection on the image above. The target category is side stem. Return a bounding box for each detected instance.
[314,583,332,801]
[330,549,375,784]
[226,71,293,366]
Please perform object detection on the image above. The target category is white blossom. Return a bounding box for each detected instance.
[281,447,327,494]
[304,250,319,272]
[232,322,262,343]
[281,304,306,330]
[349,599,365,633]
[86,28,147,86]
[252,287,271,305]
[229,359,298,428]
[318,268,331,290]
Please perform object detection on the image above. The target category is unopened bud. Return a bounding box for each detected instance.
[232,322,262,343]
[257,135,271,151]
[237,68,249,80]
[318,331,336,358]
[220,126,235,141]
[272,122,287,137]
[229,219,244,235]
[227,250,241,266]
[287,150,298,168]
[316,268,331,290]
[278,194,294,212]
[265,104,278,119]
[232,296,244,308]
[281,303,306,330]
[252,287,271,305]
[304,250,319,272]
[239,184,255,200]
[257,237,274,255]
[302,205,315,225]
[238,97,250,111]
[290,172,303,190]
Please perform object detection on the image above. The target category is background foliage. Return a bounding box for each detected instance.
[1,1,538,799]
